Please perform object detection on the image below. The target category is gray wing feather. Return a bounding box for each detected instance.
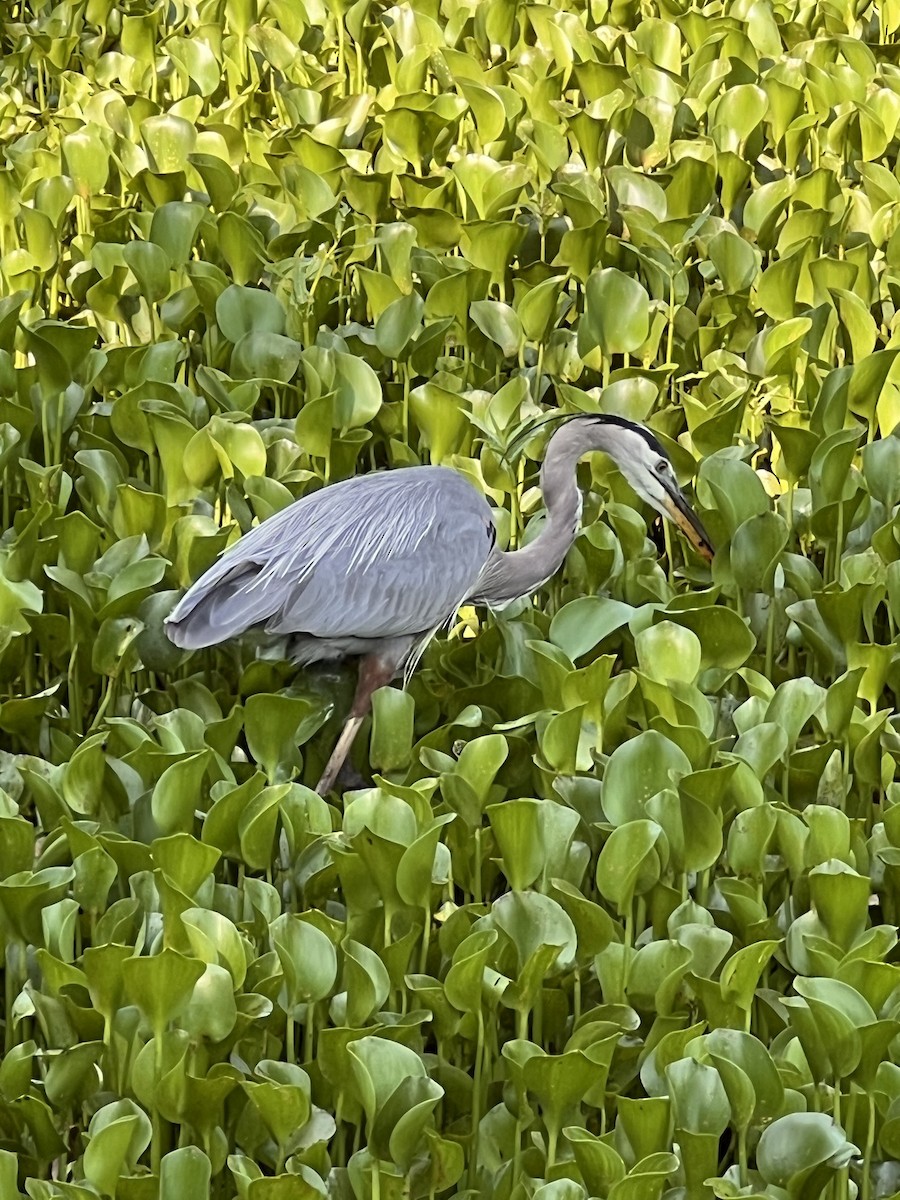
[165,466,495,650]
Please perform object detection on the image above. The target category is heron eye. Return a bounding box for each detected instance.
[656,459,668,473]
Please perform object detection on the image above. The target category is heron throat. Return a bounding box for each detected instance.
[473,423,588,606]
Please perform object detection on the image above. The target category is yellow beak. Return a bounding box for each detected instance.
[662,489,714,561]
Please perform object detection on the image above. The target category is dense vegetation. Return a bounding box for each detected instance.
[2,0,900,1195]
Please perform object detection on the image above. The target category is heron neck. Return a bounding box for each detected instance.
[483,434,585,603]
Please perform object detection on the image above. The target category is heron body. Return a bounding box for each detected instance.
[166,467,495,663]
[165,415,713,792]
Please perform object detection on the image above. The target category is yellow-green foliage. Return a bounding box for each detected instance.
[2,0,900,1195]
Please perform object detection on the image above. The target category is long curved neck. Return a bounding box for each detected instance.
[480,423,599,603]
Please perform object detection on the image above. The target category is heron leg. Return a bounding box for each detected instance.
[315,715,366,796]
[314,652,399,795]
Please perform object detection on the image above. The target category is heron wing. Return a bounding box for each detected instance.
[165,466,496,649]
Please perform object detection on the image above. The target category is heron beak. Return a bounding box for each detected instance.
[661,485,714,561]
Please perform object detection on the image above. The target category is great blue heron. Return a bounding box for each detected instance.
[165,414,713,794]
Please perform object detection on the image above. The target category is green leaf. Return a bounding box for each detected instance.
[596,820,664,913]
[666,1057,731,1135]
[708,231,759,293]
[731,512,789,595]
[580,268,650,357]
[160,1147,212,1200]
[370,687,415,773]
[244,694,329,784]
[151,752,210,836]
[123,950,206,1039]
[635,622,701,684]
[756,1113,858,1187]
[374,292,424,359]
[550,597,633,660]
[216,285,286,342]
[661,606,756,671]
[141,114,197,173]
[602,732,691,826]
[83,1101,152,1197]
[470,300,525,358]
[271,914,338,1010]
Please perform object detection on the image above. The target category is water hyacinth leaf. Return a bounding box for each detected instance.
[153,834,221,897]
[444,929,500,1015]
[370,687,415,774]
[720,941,780,1011]
[44,1042,104,1110]
[0,866,76,945]
[580,269,650,357]
[647,790,722,875]
[347,1036,428,1124]
[807,862,869,949]
[62,130,110,195]
[666,1058,731,1135]
[149,202,206,271]
[550,597,632,660]
[487,798,546,891]
[731,512,789,595]
[232,332,302,383]
[731,723,788,779]
[602,731,691,826]
[271,914,337,1010]
[523,1050,598,1158]
[141,114,197,174]
[847,349,900,424]
[219,212,267,284]
[697,457,769,533]
[596,819,664,913]
[517,276,566,342]
[342,938,390,1026]
[160,1147,212,1200]
[863,433,900,505]
[83,1100,153,1197]
[242,1060,313,1150]
[708,231,758,293]
[216,286,286,344]
[565,1126,626,1195]
[486,374,530,434]
[334,353,383,427]
[375,292,424,359]
[378,1075,445,1170]
[0,1040,36,1102]
[766,677,825,746]
[123,241,170,303]
[600,376,657,422]
[244,695,329,784]
[409,382,468,458]
[539,704,591,775]
[661,606,756,671]
[440,733,509,824]
[181,963,238,1041]
[491,890,577,974]
[420,1130,465,1195]
[727,806,777,879]
[151,751,210,835]
[181,907,248,987]
[756,1113,858,1188]
[123,951,206,1039]
[635,622,701,684]
[706,1029,784,1125]
[396,815,455,909]
[470,300,525,358]
[0,818,33,879]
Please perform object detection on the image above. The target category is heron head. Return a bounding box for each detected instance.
[577,415,714,561]
[514,412,714,561]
